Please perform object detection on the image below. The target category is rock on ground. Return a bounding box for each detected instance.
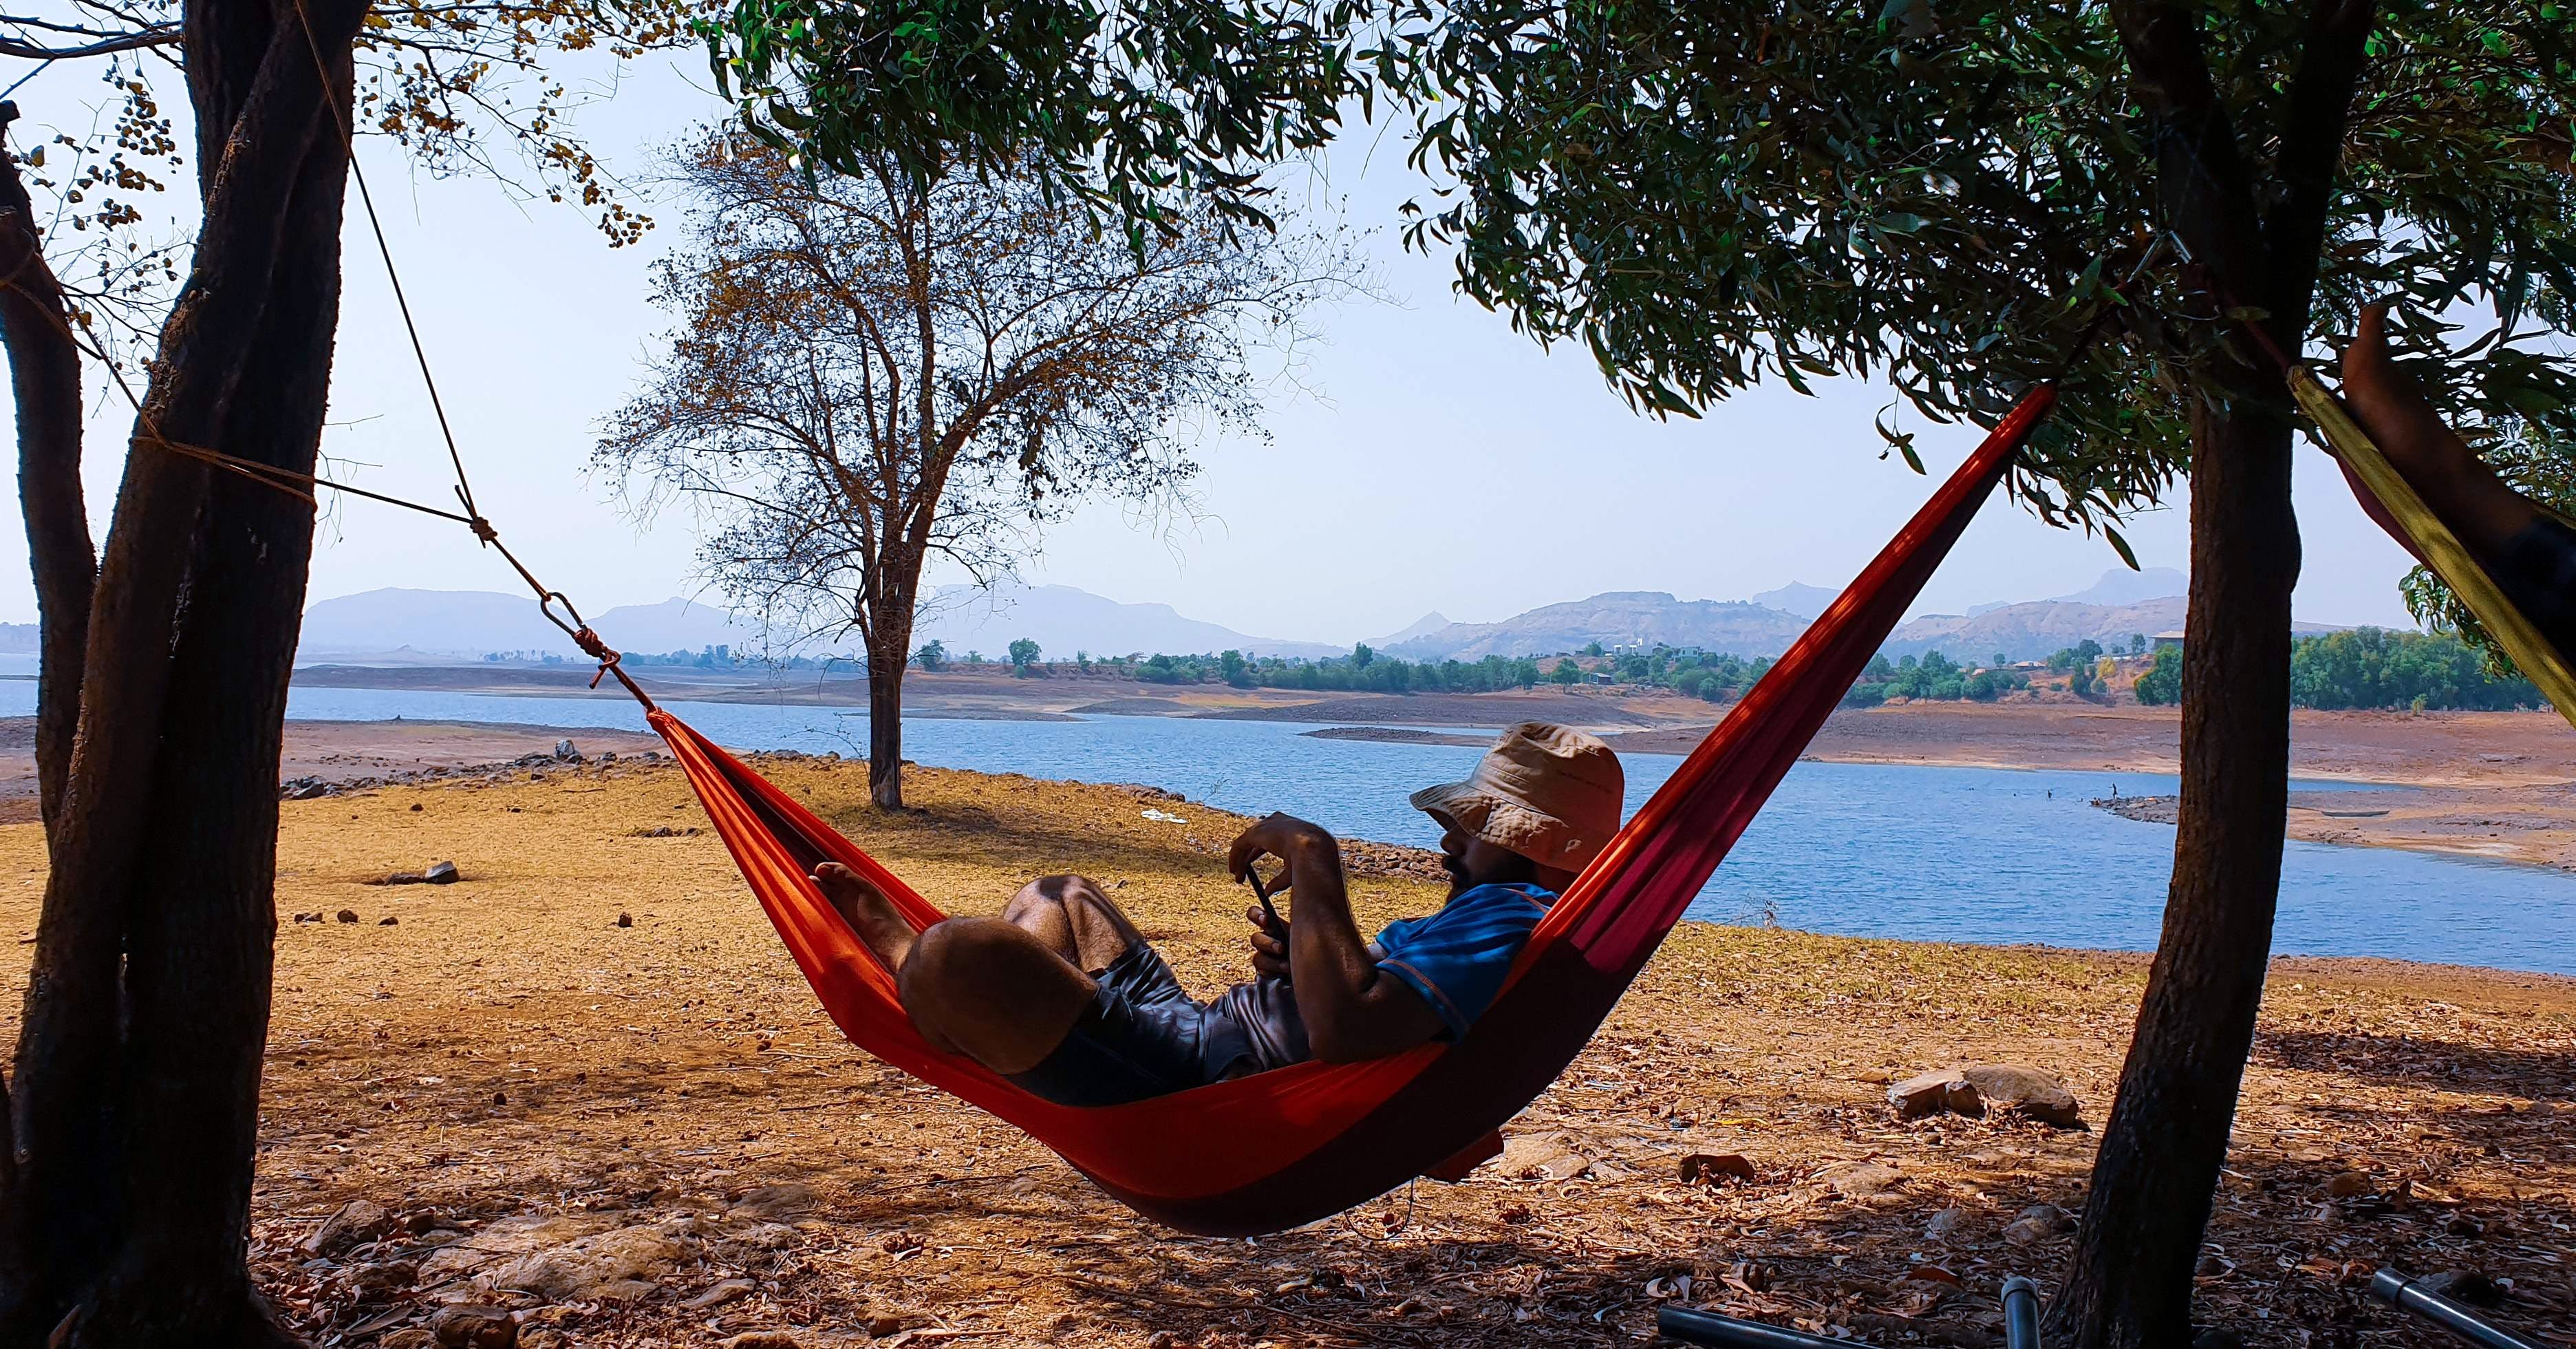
[484,1220,693,1302]
[1889,1064,2081,1125]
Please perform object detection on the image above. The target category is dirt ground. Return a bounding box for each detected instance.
[4,745,2568,1348]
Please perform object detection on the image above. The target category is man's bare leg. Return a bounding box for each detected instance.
[2341,302,2542,552]
[810,863,1106,1075]
[999,874,1148,975]
[813,862,920,975]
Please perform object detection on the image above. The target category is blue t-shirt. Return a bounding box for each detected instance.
[1373,883,1556,1039]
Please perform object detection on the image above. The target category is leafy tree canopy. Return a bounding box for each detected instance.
[1378,0,2576,535]
[701,0,1368,233]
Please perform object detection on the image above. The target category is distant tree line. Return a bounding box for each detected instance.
[2132,628,2546,712]
[1842,651,2034,707]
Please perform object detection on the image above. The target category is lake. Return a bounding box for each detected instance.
[7,677,2572,975]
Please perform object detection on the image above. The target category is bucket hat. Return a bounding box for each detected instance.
[1409,721,1625,872]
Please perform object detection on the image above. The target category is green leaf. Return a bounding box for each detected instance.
[2104,525,2140,572]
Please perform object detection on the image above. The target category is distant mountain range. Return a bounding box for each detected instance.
[1380,592,1815,663]
[294,566,2339,668]
[1380,569,2340,665]
[295,582,1342,663]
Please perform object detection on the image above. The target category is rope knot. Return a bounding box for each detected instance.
[470,516,498,544]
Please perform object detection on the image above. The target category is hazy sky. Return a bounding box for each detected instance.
[0,55,2424,645]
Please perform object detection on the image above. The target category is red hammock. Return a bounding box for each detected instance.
[643,387,2054,1235]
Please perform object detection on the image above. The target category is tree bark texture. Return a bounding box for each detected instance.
[0,104,96,838]
[2050,3,2376,1344]
[0,0,363,1339]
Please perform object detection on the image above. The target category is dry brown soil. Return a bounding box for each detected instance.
[3,750,2568,1347]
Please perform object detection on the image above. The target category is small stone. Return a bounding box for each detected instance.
[1814,1160,1902,1198]
[554,739,578,761]
[868,1315,908,1337]
[1495,1132,1589,1182]
[2004,1204,2074,1245]
[425,860,459,884]
[1679,1153,1757,1185]
[336,909,360,924]
[292,912,321,924]
[349,1260,416,1300]
[410,803,425,811]
[616,912,634,928]
[1889,1070,1980,1120]
[685,1277,757,1310]
[2419,1269,2504,1306]
[427,1304,517,1349]
[379,915,399,926]
[2324,1171,2374,1198]
[301,1198,394,1256]
[2446,1214,2485,1238]
[1924,1207,1968,1240]
[729,1182,816,1220]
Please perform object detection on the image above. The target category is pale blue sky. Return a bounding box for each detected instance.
[0,54,2423,644]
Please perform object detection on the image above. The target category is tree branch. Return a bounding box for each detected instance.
[0,100,96,838]
[0,19,178,59]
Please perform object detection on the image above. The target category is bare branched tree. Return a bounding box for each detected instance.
[598,134,1362,807]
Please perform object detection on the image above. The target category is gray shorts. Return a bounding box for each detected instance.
[1004,942,1308,1107]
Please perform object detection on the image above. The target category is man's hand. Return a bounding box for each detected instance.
[1226,812,1335,882]
[1246,905,1291,979]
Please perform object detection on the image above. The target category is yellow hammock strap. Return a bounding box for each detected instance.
[2290,366,2576,730]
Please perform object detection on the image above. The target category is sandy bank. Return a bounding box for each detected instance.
[3,758,2565,1347]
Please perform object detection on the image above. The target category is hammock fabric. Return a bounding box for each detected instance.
[645,387,2054,1235]
[2299,368,2576,729]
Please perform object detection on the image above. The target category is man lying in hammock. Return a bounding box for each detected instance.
[2341,301,2576,656]
[813,721,1624,1107]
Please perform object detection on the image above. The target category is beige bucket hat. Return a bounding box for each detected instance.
[1410,721,1626,873]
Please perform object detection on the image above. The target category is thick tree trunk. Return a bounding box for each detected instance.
[2049,400,2299,1347]
[0,104,96,837]
[0,0,361,1340]
[2050,4,2374,1344]
[868,631,909,809]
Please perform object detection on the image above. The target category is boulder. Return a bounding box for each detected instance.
[485,1221,689,1302]
[425,860,460,884]
[553,739,579,761]
[1957,1065,2082,1125]
[301,1199,394,1257]
[1889,1065,2081,1125]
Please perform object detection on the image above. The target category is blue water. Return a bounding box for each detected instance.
[8,676,2570,975]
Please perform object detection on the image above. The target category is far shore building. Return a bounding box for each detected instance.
[2153,631,2186,651]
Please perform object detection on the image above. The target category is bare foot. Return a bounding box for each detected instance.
[814,862,916,975]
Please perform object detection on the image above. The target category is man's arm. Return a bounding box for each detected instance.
[1230,814,1443,1063]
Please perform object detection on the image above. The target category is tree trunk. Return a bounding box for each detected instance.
[2048,399,2299,1347]
[2050,4,2373,1343]
[868,631,908,809]
[0,0,361,1339]
[0,103,96,838]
